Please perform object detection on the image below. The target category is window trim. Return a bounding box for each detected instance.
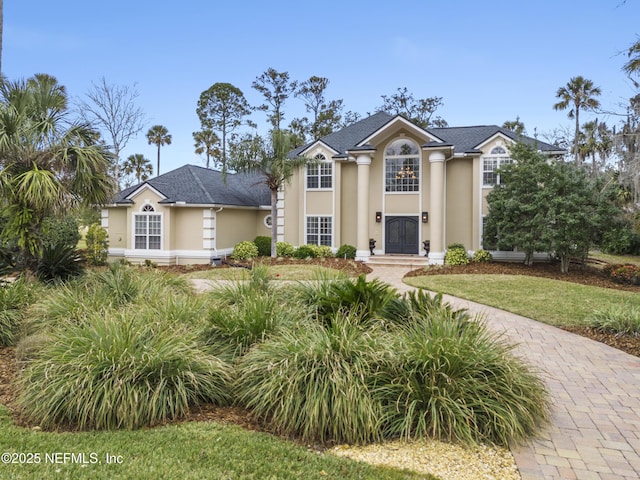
[305,215,333,247]
[482,145,512,188]
[306,154,333,190]
[133,204,163,250]
[384,138,420,193]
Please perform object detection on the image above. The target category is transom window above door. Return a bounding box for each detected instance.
[385,139,420,192]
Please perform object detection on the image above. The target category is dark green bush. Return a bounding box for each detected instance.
[253,236,272,257]
[42,215,81,249]
[36,244,84,283]
[601,226,640,255]
[293,244,318,259]
[336,244,357,259]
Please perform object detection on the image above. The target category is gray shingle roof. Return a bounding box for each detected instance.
[113,165,271,207]
[292,112,563,157]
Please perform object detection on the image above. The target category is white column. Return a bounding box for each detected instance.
[428,151,446,264]
[355,153,372,261]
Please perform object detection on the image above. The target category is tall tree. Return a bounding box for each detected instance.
[252,68,297,130]
[376,87,447,129]
[553,76,601,166]
[614,93,640,204]
[292,76,344,141]
[0,0,3,75]
[193,129,220,169]
[623,38,640,86]
[502,117,526,135]
[196,82,252,174]
[78,78,146,186]
[122,153,153,185]
[229,130,312,257]
[578,120,613,178]
[0,74,112,265]
[146,125,171,176]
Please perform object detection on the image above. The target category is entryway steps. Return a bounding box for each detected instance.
[366,255,430,268]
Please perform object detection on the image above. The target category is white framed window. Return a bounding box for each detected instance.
[264,214,272,228]
[482,145,512,187]
[385,139,420,192]
[134,204,162,250]
[306,154,332,189]
[306,216,332,246]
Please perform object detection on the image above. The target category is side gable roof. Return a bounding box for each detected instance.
[113,165,271,207]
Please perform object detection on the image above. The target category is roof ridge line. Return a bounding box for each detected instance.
[186,165,216,204]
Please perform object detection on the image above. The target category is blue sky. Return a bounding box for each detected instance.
[4,1,640,174]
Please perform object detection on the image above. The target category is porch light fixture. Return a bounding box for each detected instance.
[375,212,382,223]
[421,212,429,223]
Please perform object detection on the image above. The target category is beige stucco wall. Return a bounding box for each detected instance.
[340,162,358,247]
[216,208,261,249]
[173,208,203,251]
[306,191,333,215]
[126,188,172,250]
[283,167,303,245]
[106,208,127,249]
[445,157,473,249]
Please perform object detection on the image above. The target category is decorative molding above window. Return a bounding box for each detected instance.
[306,154,333,189]
[482,146,512,187]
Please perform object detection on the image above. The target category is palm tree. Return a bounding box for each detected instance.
[623,38,640,84]
[146,125,171,176]
[0,73,113,266]
[579,120,613,178]
[230,130,313,257]
[553,76,601,166]
[193,129,220,169]
[122,153,153,184]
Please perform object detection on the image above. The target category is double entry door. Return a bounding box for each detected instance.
[385,216,419,254]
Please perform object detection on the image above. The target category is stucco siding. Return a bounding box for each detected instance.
[106,208,127,249]
[306,191,333,215]
[445,158,473,249]
[216,209,261,249]
[339,162,358,247]
[174,208,203,251]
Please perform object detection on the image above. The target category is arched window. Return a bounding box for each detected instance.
[385,139,420,192]
[134,204,161,249]
[306,153,332,189]
[482,144,512,187]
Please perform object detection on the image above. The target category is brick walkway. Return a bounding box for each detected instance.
[367,266,640,480]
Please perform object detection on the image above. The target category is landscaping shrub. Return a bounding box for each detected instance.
[41,215,81,249]
[297,275,397,326]
[585,304,640,336]
[36,243,84,283]
[472,249,493,263]
[19,311,232,430]
[232,241,259,260]
[314,245,334,258]
[336,244,357,259]
[293,244,318,259]
[376,312,550,446]
[444,244,469,266]
[276,241,294,257]
[601,226,640,255]
[0,278,40,346]
[607,263,640,285]
[236,314,384,444]
[253,236,272,257]
[204,292,290,360]
[84,223,109,266]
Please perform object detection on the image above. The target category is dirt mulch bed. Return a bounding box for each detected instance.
[405,260,640,293]
[560,326,640,358]
[159,257,372,277]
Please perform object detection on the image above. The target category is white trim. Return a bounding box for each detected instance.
[474,133,514,151]
[203,208,216,250]
[125,183,167,201]
[132,211,163,251]
[109,248,234,262]
[298,140,340,158]
[304,214,334,247]
[263,214,273,229]
[101,209,109,228]
[358,116,441,147]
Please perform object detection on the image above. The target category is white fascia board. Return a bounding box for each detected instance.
[298,140,339,157]
[357,115,442,146]
[125,183,167,201]
[474,132,514,151]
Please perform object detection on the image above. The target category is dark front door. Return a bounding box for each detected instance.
[385,216,419,254]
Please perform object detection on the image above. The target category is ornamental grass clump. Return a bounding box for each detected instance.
[19,311,232,430]
[0,278,40,345]
[585,304,640,336]
[236,314,384,445]
[375,310,549,446]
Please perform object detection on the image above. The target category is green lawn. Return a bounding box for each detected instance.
[589,252,640,267]
[0,407,433,480]
[404,274,640,327]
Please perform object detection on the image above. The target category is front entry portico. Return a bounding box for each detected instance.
[385,216,419,254]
